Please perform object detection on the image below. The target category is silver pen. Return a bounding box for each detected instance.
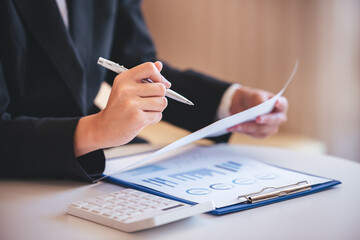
[97,57,194,105]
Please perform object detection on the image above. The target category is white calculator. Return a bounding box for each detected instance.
[67,188,215,232]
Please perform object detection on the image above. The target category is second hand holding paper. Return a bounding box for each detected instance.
[98,61,299,181]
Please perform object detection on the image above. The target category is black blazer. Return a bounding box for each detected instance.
[0,0,230,181]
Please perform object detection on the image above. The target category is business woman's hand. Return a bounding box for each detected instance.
[227,86,288,138]
[74,61,169,157]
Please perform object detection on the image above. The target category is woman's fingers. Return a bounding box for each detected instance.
[136,83,167,97]
[139,97,168,112]
[228,109,287,137]
[126,62,171,88]
[154,61,163,72]
[273,96,289,113]
[143,111,163,125]
[228,121,279,138]
[256,112,287,125]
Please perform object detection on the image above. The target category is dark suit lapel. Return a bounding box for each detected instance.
[67,0,93,70]
[13,0,88,114]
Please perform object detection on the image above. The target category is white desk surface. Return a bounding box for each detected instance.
[1,144,360,240]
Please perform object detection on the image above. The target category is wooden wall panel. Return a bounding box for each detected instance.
[142,0,360,162]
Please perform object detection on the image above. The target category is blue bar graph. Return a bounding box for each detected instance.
[169,168,225,181]
[139,161,242,188]
[215,161,242,172]
[142,179,162,187]
[142,177,177,187]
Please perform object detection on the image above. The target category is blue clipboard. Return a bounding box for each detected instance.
[105,175,341,215]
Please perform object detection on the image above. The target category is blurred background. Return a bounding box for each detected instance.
[139,0,360,162]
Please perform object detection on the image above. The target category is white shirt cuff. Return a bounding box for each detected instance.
[216,83,241,120]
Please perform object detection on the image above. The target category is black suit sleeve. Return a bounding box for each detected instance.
[0,59,104,181]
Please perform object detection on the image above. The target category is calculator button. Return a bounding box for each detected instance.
[85,198,111,207]
[102,210,116,217]
[82,204,98,211]
[91,208,105,214]
[113,215,127,221]
[70,201,88,208]
[96,195,113,201]
[109,192,123,198]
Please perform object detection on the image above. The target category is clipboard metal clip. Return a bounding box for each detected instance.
[238,181,312,204]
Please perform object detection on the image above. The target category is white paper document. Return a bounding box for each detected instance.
[99,61,299,180]
[110,145,329,208]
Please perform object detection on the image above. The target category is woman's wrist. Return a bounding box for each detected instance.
[73,113,104,157]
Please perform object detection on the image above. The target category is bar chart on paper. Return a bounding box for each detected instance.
[215,161,242,172]
[126,160,243,189]
[112,145,328,208]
